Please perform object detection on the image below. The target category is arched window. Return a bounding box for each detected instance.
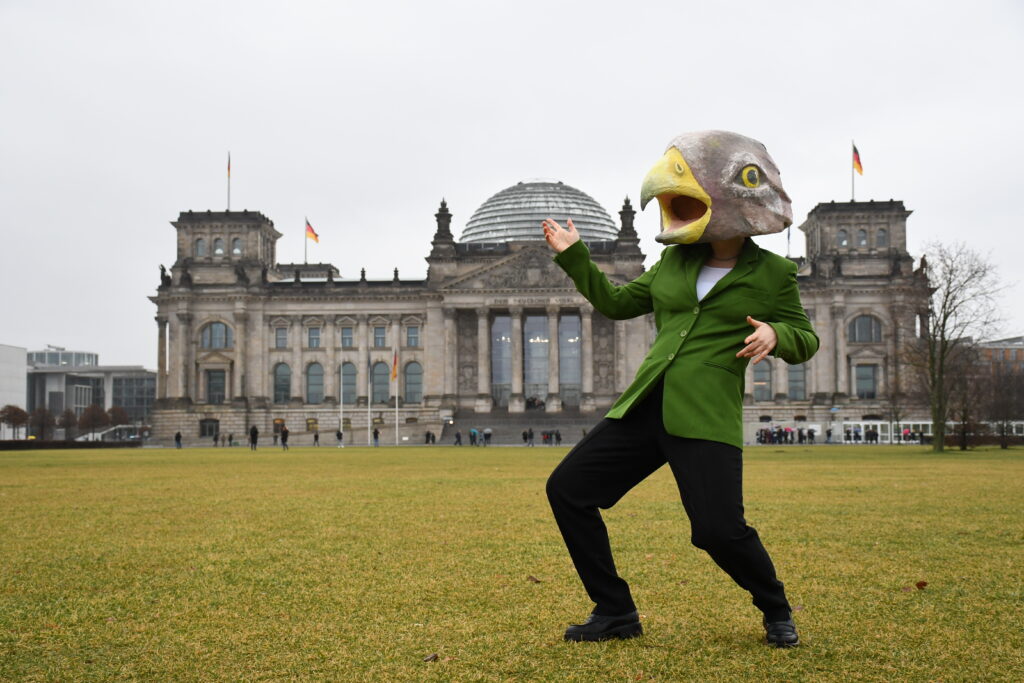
[876,229,888,248]
[273,363,291,404]
[306,363,324,404]
[404,362,423,404]
[213,238,225,255]
[194,238,206,257]
[200,322,233,349]
[856,229,868,247]
[341,362,356,405]
[371,362,389,404]
[231,238,242,255]
[848,315,883,343]
[836,229,848,247]
[753,362,772,401]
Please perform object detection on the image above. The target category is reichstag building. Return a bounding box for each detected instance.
[150,180,931,445]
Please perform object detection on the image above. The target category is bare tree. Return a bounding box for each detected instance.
[1,404,30,439]
[108,406,131,427]
[78,404,110,438]
[985,366,1024,449]
[947,345,987,450]
[29,408,56,440]
[907,243,1002,452]
[58,409,79,441]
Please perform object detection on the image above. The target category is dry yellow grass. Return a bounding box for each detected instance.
[0,444,1021,681]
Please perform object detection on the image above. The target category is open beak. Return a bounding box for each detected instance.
[640,147,712,244]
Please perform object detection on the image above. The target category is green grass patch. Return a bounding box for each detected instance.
[1,445,1022,681]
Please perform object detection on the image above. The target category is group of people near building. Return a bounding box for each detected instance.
[452,427,493,446]
[756,426,816,445]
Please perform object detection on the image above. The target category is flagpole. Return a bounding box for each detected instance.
[394,345,400,446]
[339,354,345,448]
[367,359,372,446]
[227,152,231,210]
[304,218,308,265]
[851,140,855,201]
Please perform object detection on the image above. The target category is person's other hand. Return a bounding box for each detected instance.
[542,218,580,253]
[737,316,777,364]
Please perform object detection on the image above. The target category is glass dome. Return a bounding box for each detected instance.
[459,180,618,243]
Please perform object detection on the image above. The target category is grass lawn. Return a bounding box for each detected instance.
[1,444,1022,682]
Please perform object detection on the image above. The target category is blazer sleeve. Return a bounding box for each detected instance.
[768,261,819,364]
[553,240,660,320]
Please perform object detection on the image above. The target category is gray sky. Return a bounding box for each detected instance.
[2,0,1022,368]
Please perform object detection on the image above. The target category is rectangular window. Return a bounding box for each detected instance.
[374,326,386,348]
[406,325,420,347]
[275,327,288,349]
[788,363,806,401]
[341,326,354,348]
[199,418,219,438]
[308,327,321,348]
[753,363,772,401]
[856,364,877,399]
[206,370,226,404]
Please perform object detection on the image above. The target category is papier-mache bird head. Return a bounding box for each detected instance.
[640,130,792,244]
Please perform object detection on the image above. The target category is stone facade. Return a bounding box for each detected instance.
[151,194,932,447]
[150,195,653,446]
[740,200,932,443]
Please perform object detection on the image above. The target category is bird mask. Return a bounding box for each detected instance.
[640,130,792,244]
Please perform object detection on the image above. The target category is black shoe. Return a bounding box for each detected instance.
[763,616,800,648]
[564,611,643,642]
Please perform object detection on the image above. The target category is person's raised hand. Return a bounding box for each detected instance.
[542,218,580,253]
[736,316,778,364]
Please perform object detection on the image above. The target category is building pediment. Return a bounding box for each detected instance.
[440,246,571,291]
[197,350,233,364]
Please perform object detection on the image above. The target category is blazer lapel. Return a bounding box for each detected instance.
[703,237,760,301]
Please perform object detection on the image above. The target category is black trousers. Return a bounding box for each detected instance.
[546,380,791,621]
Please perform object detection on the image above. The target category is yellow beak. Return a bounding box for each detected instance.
[640,147,712,244]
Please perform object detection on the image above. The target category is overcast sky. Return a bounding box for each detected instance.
[2,0,1022,368]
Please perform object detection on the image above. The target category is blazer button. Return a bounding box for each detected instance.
[693,306,700,314]
[679,330,687,338]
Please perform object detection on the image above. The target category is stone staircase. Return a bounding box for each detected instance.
[440,408,601,447]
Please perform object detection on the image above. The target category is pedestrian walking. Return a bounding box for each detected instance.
[249,425,258,451]
[174,431,182,449]
[281,425,289,451]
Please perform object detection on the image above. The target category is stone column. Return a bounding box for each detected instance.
[156,316,168,400]
[359,315,370,406]
[773,357,787,401]
[167,314,179,398]
[291,316,303,402]
[443,307,456,403]
[509,306,525,413]
[580,308,595,412]
[614,320,627,392]
[177,312,194,400]
[232,310,248,400]
[475,307,491,412]
[832,304,847,395]
[324,316,338,403]
[546,305,561,412]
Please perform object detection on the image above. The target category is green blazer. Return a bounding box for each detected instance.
[554,237,819,448]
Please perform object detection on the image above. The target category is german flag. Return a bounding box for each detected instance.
[305,218,319,243]
[852,144,864,175]
[390,349,398,381]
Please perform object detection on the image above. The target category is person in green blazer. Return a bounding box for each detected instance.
[542,131,819,647]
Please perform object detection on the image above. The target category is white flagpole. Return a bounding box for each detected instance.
[394,345,400,446]
[367,359,372,446]
[338,354,345,447]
